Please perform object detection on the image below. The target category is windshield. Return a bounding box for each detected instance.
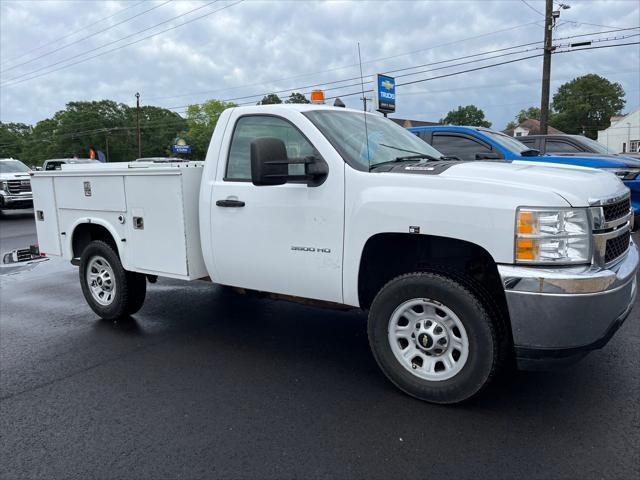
[576,136,617,155]
[481,130,534,155]
[0,160,30,173]
[304,110,443,170]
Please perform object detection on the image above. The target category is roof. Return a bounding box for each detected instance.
[503,118,564,136]
[389,118,440,128]
[407,125,484,133]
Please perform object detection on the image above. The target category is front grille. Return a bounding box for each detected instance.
[15,249,32,262]
[7,179,31,194]
[602,196,630,222]
[605,230,630,263]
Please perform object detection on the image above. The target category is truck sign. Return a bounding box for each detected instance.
[373,73,396,114]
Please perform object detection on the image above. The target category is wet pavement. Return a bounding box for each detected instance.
[1,210,639,479]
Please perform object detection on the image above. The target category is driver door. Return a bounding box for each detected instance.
[209,111,345,303]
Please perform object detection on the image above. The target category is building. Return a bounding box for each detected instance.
[503,119,564,137]
[597,107,640,154]
[390,118,439,128]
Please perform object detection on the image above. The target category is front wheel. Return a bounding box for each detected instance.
[79,240,147,320]
[368,272,503,404]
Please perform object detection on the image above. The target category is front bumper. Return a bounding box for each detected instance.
[498,241,639,370]
[0,193,33,209]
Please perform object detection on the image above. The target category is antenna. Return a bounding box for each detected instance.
[357,42,371,168]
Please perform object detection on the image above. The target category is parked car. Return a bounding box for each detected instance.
[0,158,33,211]
[409,126,640,223]
[32,104,637,404]
[516,134,639,159]
[42,158,99,171]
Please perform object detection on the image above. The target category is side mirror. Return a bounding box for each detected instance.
[475,152,501,160]
[251,137,328,187]
[251,137,289,186]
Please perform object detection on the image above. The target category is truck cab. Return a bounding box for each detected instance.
[31,105,638,404]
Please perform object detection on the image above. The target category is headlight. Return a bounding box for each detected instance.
[604,168,640,180]
[515,208,591,264]
[0,181,8,192]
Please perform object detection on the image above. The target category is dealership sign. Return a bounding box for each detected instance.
[373,74,396,114]
[172,137,192,154]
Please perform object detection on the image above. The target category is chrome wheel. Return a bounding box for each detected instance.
[388,298,469,381]
[86,255,116,306]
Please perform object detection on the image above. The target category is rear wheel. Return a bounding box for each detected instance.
[368,272,503,404]
[79,240,146,320]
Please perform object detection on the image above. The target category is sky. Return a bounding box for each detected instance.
[0,0,639,130]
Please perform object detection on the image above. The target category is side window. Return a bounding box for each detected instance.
[431,134,492,161]
[546,140,581,153]
[226,115,316,180]
[414,130,430,142]
[45,162,60,171]
[518,138,536,148]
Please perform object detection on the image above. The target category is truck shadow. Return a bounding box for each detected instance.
[136,280,611,416]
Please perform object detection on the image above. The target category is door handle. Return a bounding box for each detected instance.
[216,199,245,207]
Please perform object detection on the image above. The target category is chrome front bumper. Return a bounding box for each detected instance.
[0,193,33,208]
[498,241,639,369]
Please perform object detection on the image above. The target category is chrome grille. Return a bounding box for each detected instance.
[602,196,630,222]
[604,230,630,264]
[7,179,31,194]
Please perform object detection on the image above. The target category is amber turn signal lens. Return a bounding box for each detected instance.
[516,238,536,260]
[517,211,535,234]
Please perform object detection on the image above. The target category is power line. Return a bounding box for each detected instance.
[141,26,637,106]
[0,0,147,66]
[520,0,545,16]
[164,31,637,111]
[0,0,173,74]
[1,0,247,88]
[2,39,637,148]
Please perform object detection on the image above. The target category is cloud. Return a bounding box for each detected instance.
[1,0,638,129]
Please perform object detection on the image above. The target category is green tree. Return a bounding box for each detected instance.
[0,122,31,160]
[16,100,186,165]
[258,93,282,105]
[128,106,187,159]
[516,106,541,123]
[285,92,309,104]
[551,74,625,139]
[440,105,491,127]
[183,99,237,159]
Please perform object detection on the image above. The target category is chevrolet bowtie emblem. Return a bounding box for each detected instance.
[381,79,394,90]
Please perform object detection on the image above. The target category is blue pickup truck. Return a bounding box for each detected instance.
[409,125,640,221]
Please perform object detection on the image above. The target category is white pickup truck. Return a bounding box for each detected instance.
[31,104,638,403]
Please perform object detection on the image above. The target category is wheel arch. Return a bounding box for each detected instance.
[357,232,512,341]
[70,219,121,260]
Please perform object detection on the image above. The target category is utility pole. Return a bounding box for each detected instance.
[539,0,554,135]
[539,2,570,134]
[135,92,141,158]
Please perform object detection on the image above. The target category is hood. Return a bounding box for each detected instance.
[439,160,627,207]
[524,153,640,169]
[0,172,31,181]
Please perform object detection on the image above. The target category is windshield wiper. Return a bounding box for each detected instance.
[369,154,442,171]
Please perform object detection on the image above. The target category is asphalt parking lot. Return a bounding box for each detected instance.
[1,209,639,479]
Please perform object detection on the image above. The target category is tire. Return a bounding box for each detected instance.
[79,240,146,320]
[368,272,503,404]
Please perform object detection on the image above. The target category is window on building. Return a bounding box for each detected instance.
[515,132,522,137]
[226,115,315,180]
[630,140,639,153]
